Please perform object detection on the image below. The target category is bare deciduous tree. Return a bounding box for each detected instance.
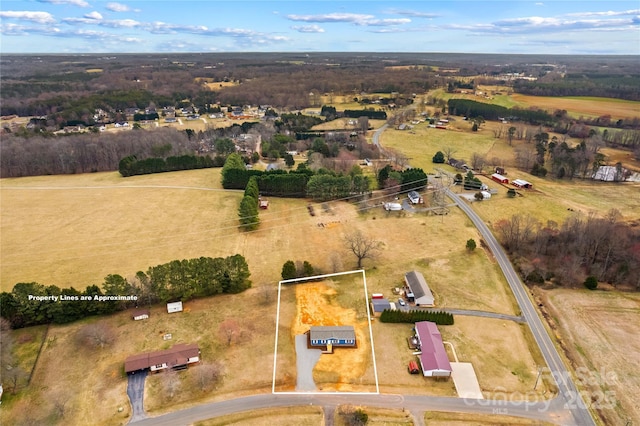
[442,146,456,163]
[196,362,224,391]
[343,230,383,269]
[470,152,486,171]
[219,319,241,347]
[76,322,115,349]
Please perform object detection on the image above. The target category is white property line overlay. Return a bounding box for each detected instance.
[272,269,380,395]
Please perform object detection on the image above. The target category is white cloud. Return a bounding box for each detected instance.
[291,24,325,33]
[286,12,410,27]
[84,11,103,20]
[386,9,440,18]
[361,18,411,26]
[38,0,89,7]
[566,9,640,18]
[0,11,55,24]
[100,19,141,28]
[286,13,375,24]
[106,2,131,13]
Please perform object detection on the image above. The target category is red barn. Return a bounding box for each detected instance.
[491,173,509,184]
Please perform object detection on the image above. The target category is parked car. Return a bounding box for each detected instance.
[398,298,406,306]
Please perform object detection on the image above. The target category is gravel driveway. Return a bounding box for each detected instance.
[295,334,322,391]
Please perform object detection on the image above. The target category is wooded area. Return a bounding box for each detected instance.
[495,211,640,289]
[0,255,251,328]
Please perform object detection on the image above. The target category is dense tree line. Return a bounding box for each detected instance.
[494,211,640,289]
[0,127,196,178]
[447,99,553,124]
[118,154,220,177]
[377,165,428,192]
[306,172,371,201]
[0,255,251,329]
[343,109,387,120]
[222,153,371,200]
[379,309,454,325]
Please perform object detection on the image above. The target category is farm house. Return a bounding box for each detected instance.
[404,271,435,307]
[124,343,200,374]
[414,321,452,378]
[491,173,509,184]
[307,326,356,350]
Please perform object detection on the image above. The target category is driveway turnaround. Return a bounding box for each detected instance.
[295,334,322,391]
[127,370,148,423]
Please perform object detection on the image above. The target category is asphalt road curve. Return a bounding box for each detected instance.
[445,188,595,426]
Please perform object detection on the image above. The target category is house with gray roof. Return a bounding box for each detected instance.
[404,270,435,307]
[308,325,356,349]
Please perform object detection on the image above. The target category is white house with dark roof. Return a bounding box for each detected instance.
[404,271,435,306]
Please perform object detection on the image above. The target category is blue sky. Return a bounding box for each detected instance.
[1,1,639,54]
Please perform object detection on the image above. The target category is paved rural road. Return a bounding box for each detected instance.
[130,392,572,426]
[445,188,595,426]
[127,371,148,423]
[421,307,525,323]
[371,123,388,148]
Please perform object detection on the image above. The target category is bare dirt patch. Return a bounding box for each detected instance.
[538,288,640,425]
[289,280,376,392]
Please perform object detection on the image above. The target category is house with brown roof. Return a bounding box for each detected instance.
[124,343,200,374]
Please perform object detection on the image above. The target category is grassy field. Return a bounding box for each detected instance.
[424,411,555,425]
[1,165,541,423]
[429,88,640,121]
[538,288,640,426]
[195,406,324,426]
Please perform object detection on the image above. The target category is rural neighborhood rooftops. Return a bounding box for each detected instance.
[124,343,200,373]
[404,271,435,306]
[414,321,452,377]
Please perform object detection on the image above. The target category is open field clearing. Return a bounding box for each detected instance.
[195,406,324,426]
[428,88,640,121]
[1,166,537,423]
[538,288,640,425]
[379,119,640,224]
[1,170,521,321]
[440,316,551,397]
[510,94,640,120]
[200,80,239,91]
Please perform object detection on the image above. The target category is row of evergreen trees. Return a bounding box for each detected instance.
[447,99,553,124]
[379,309,454,325]
[239,176,261,231]
[222,153,371,200]
[119,154,221,177]
[0,255,251,329]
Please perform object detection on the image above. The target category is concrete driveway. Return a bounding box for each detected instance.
[127,370,148,423]
[295,334,322,391]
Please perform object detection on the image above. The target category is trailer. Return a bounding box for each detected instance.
[384,202,402,211]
